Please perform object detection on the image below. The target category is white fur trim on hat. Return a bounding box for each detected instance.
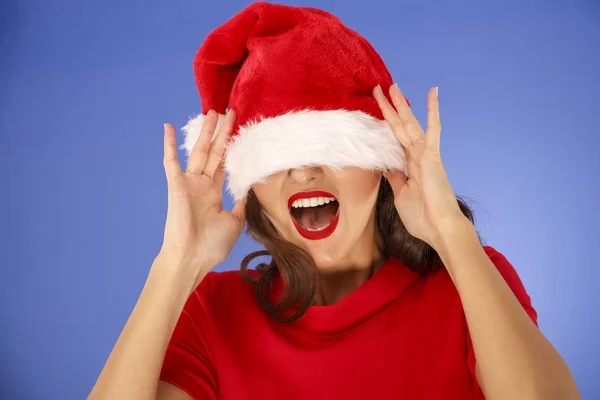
[181,110,406,201]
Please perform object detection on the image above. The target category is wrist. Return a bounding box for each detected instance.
[154,250,213,275]
[150,254,207,297]
[431,215,477,257]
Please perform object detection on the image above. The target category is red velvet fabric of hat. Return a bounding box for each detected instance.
[181,2,408,200]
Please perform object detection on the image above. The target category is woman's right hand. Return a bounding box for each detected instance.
[157,109,246,289]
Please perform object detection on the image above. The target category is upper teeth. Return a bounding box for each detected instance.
[291,197,336,208]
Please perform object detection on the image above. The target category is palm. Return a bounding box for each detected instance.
[396,175,426,235]
[374,85,464,247]
[169,175,238,252]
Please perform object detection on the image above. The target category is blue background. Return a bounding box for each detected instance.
[2,0,599,398]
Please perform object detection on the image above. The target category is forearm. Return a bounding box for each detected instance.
[433,218,580,400]
[88,258,197,400]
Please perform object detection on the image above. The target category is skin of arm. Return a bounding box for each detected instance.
[87,258,199,400]
[372,82,581,400]
[433,217,581,400]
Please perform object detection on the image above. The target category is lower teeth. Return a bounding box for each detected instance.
[306,226,328,232]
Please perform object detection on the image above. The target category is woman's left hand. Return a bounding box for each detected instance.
[373,84,467,249]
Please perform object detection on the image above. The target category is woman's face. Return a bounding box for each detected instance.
[252,166,382,269]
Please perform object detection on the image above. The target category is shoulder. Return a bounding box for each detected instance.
[187,267,262,317]
[482,245,512,269]
[427,245,519,286]
[424,245,537,322]
[203,268,259,297]
[481,245,538,323]
[482,246,530,294]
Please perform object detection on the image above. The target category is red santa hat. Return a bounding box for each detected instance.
[182,2,408,200]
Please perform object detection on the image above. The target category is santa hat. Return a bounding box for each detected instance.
[182,2,408,200]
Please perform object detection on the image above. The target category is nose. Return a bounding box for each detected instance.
[288,166,322,184]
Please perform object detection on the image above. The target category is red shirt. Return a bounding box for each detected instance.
[160,246,537,399]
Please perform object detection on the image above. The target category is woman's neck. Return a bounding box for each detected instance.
[312,219,385,307]
[313,248,385,307]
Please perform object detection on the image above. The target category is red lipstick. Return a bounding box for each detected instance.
[288,190,340,241]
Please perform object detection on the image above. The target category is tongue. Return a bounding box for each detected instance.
[299,203,337,230]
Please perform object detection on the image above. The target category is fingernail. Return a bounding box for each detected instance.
[163,123,168,130]
[435,86,439,98]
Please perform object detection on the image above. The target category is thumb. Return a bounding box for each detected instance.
[384,170,408,194]
[231,197,247,224]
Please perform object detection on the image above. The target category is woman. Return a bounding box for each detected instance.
[88,3,580,399]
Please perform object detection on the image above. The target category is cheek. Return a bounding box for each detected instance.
[265,208,291,233]
[340,171,381,203]
[337,172,381,226]
[252,186,293,236]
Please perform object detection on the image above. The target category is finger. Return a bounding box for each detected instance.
[186,110,219,175]
[203,109,236,179]
[213,160,227,189]
[373,85,412,148]
[163,123,182,181]
[425,86,441,155]
[389,84,424,141]
[231,197,247,224]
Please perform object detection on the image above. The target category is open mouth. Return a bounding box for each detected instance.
[288,190,340,240]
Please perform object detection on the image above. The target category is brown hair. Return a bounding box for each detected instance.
[240,177,475,322]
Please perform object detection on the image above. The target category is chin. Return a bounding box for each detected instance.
[299,234,350,270]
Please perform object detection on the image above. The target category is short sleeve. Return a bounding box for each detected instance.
[466,246,538,396]
[160,273,217,400]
